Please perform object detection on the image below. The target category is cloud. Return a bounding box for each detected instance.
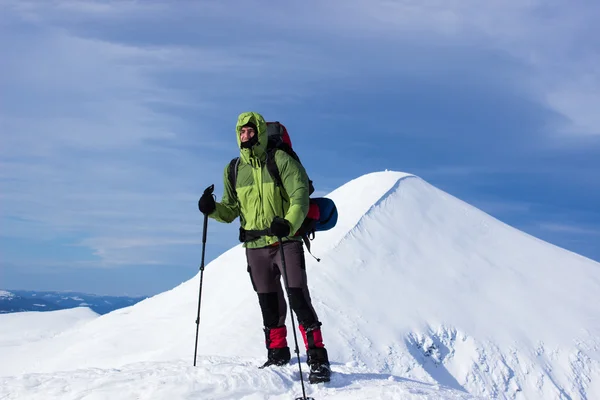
[538,223,600,236]
[275,0,600,137]
[6,0,598,139]
[546,78,600,136]
[0,10,240,267]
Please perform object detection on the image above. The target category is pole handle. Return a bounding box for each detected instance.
[203,184,214,196]
[201,184,214,244]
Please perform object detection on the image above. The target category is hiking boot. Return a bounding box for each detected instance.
[309,362,331,383]
[307,347,331,383]
[259,347,291,369]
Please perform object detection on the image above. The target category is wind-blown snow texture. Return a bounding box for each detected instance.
[1,171,599,399]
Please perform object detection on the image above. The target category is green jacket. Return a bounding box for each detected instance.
[208,112,310,248]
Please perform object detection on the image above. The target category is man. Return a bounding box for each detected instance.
[198,111,331,383]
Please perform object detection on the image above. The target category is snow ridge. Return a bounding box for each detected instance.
[328,174,417,253]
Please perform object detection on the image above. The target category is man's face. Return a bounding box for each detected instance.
[240,126,256,143]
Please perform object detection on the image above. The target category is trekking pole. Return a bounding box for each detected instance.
[193,184,214,367]
[277,236,314,400]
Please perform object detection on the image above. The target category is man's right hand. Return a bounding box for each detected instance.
[198,192,216,215]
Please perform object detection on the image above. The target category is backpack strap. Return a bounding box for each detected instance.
[266,149,283,189]
[228,157,240,198]
[267,148,315,195]
[301,234,321,262]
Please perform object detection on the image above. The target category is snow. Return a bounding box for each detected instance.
[0,358,475,400]
[0,307,98,347]
[0,290,14,299]
[1,170,599,400]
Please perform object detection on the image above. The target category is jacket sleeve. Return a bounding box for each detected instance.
[276,151,310,235]
[209,163,239,223]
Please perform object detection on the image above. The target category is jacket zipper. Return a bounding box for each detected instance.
[251,150,265,230]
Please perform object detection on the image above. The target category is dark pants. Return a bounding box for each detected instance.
[246,240,324,350]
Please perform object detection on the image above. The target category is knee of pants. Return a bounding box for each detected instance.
[287,287,317,326]
[258,292,285,328]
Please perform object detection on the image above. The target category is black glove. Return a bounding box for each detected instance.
[270,217,291,238]
[198,192,216,215]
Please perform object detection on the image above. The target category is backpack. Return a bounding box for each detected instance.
[228,121,337,261]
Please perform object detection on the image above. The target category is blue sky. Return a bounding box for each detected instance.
[1,0,599,296]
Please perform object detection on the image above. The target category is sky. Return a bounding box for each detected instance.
[1,0,599,296]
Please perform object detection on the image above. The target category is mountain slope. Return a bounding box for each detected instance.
[1,171,598,400]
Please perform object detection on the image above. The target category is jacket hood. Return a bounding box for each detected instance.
[236,111,268,164]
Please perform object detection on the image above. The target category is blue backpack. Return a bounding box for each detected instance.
[228,121,337,260]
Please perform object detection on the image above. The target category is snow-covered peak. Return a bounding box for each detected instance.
[310,170,414,253]
[323,173,599,344]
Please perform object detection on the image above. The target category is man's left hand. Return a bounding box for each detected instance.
[270,217,291,238]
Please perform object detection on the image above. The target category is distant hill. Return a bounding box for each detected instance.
[0,289,146,315]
